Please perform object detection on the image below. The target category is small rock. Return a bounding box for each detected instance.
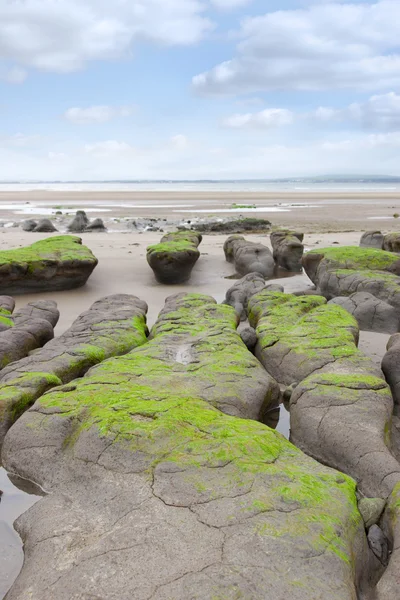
[240,327,258,352]
[367,525,390,566]
[358,497,386,528]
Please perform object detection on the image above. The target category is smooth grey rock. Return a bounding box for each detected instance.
[329,292,399,333]
[147,232,202,284]
[368,525,389,566]
[21,219,37,232]
[383,233,400,254]
[224,235,275,278]
[359,498,386,528]
[376,484,400,599]
[86,218,106,231]
[240,327,257,351]
[382,334,400,408]
[33,219,58,233]
[271,230,304,272]
[360,231,384,249]
[68,210,89,233]
[223,272,266,320]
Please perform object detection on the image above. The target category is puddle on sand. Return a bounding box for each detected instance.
[0,467,42,599]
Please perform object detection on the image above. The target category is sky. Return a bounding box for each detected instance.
[1,0,400,180]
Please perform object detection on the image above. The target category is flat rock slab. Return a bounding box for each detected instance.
[147,231,202,284]
[329,292,399,334]
[2,293,372,600]
[224,234,275,278]
[0,235,98,294]
[0,294,148,447]
[249,290,400,498]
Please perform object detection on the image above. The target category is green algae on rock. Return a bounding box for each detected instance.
[0,235,98,294]
[147,231,202,284]
[0,295,148,448]
[249,290,400,499]
[2,292,372,600]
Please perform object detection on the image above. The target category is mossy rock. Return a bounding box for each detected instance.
[0,235,98,294]
[2,292,369,600]
[147,231,202,284]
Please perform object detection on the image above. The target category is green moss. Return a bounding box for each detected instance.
[307,246,400,272]
[0,235,97,270]
[147,231,201,256]
[0,315,13,328]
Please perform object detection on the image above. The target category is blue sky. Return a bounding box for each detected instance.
[1,0,400,180]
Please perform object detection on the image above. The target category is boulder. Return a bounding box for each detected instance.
[0,235,98,294]
[33,219,58,233]
[382,334,400,408]
[21,219,37,232]
[240,326,257,351]
[2,293,373,600]
[193,217,271,234]
[382,233,400,254]
[0,296,15,332]
[376,483,400,599]
[302,246,400,311]
[249,290,400,498]
[147,231,202,284]
[358,498,386,529]
[360,231,384,249]
[271,230,304,272]
[0,295,148,446]
[0,300,58,371]
[86,218,107,231]
[224,235,275,278]
[68,210,89,233]
[223,272,266,320]
[328,292,399,333]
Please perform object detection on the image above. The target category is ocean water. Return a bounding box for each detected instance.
[0,181,400,193]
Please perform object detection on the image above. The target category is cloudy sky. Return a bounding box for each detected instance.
[1,0,400,180]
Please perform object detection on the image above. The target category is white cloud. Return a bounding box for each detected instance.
[222,108,294,129]
[210,0,252,10]
[193,1,400,95]
[314,93,400,129]
[64,105,134,124]
[84,140,135,157]
[0,0,212,74]
[171,134,189,149]
[0,133,39,147]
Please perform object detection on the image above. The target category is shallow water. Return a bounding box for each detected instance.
[0,467,42,599]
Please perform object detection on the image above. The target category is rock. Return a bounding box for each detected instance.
[382,334,400,407]
[360,231,384,249]
[271,230,304,272]
[359,498,386,528]
[383,232,400,253]
[86,218,107,231]
[21,219,37,232]
[0,296,16,332]
[368,525,389,566]
[0,300,57,373]
[0,295,148,446]
[224,235,275,278]
[248,290,400,498]
[193,217,271,234]
[68,210,89,233]
[33,219,58,233]
[302,246,400,312]
[328,292,399,334]
[240,327,257,351]
[147,231,202,284]
[223,272,266,320]
[2,293,371,600]
[376,483,400,598]
[0,235,98,294]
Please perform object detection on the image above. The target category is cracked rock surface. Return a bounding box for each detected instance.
[224,234,275,278]
[0,235,98,294]
[2,293,373,600]
[0,294,148,448]
[328,291,399,334]
[302,246,400,311]
[248,290,400,498]
[147,231,202,284]
[270,230,304,272]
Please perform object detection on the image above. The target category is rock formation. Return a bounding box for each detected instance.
[147,231,202,284]
[302,246,400,311]
[2,293,375,600]
[360,231,385,249]
[0,295,148,447]
[86,218,107,231]
[68,210,89,233]
[33,219,58,232]
[223,272,267,320]
[382,233,400,254]
[382,334,400,407]
[21,220,37,232]
[249,290,400,498]
[193,217,271,234]
[0,235,98,294]
[271,230,304,272]
[376,483,400,599]
[224,235,275,278]
[0,296,15,332]
[329,292,399,333]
